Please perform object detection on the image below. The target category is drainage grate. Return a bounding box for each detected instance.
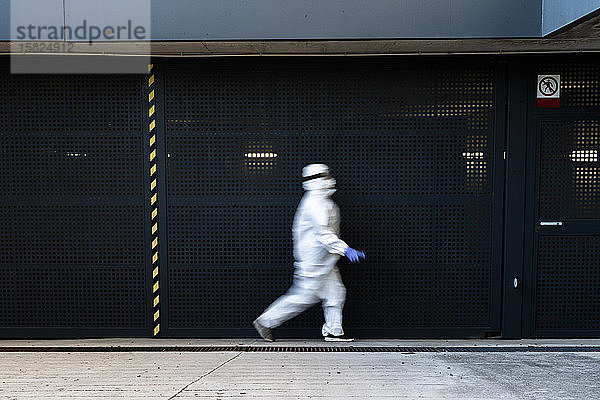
[0,346,599,353]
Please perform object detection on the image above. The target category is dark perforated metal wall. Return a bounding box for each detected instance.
[528,61,600,337]
[9,57,600,339]
[0,72,151,337]
[162,59,505,337]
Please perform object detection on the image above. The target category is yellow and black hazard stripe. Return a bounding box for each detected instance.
[148,64,160,337]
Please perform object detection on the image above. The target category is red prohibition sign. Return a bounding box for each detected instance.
[539,76,558,97]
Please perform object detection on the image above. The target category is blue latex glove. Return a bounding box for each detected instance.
[344,248,366,263]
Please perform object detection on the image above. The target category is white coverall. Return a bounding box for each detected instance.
[256,174,349,336]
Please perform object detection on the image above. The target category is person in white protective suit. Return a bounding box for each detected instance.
[253,164,365,342]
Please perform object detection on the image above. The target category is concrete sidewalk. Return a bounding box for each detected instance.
[0,339,599,399]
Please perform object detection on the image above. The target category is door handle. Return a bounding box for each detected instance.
[539,221,563,226]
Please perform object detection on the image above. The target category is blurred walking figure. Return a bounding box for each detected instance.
[253,164,365,342]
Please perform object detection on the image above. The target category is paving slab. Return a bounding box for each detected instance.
[0,339,599,399]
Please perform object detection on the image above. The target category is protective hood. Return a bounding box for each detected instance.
[302,163,336,196]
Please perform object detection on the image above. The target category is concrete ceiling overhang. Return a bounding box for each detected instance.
[3,9,600,57]
[547,8,600,39]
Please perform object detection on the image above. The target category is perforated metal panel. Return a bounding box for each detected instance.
[536,236,600,331]
[0,72,148,335]
[538,63,600,108]
[0,266,145,327]
[164,59,502,336]
[0,75,142,133]
[0,137,143,196]
[539,120,600,220]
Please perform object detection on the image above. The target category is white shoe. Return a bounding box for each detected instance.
[253,319,274,342]
[323,334,354,342]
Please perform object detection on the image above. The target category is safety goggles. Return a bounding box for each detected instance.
[302,172,333,182]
